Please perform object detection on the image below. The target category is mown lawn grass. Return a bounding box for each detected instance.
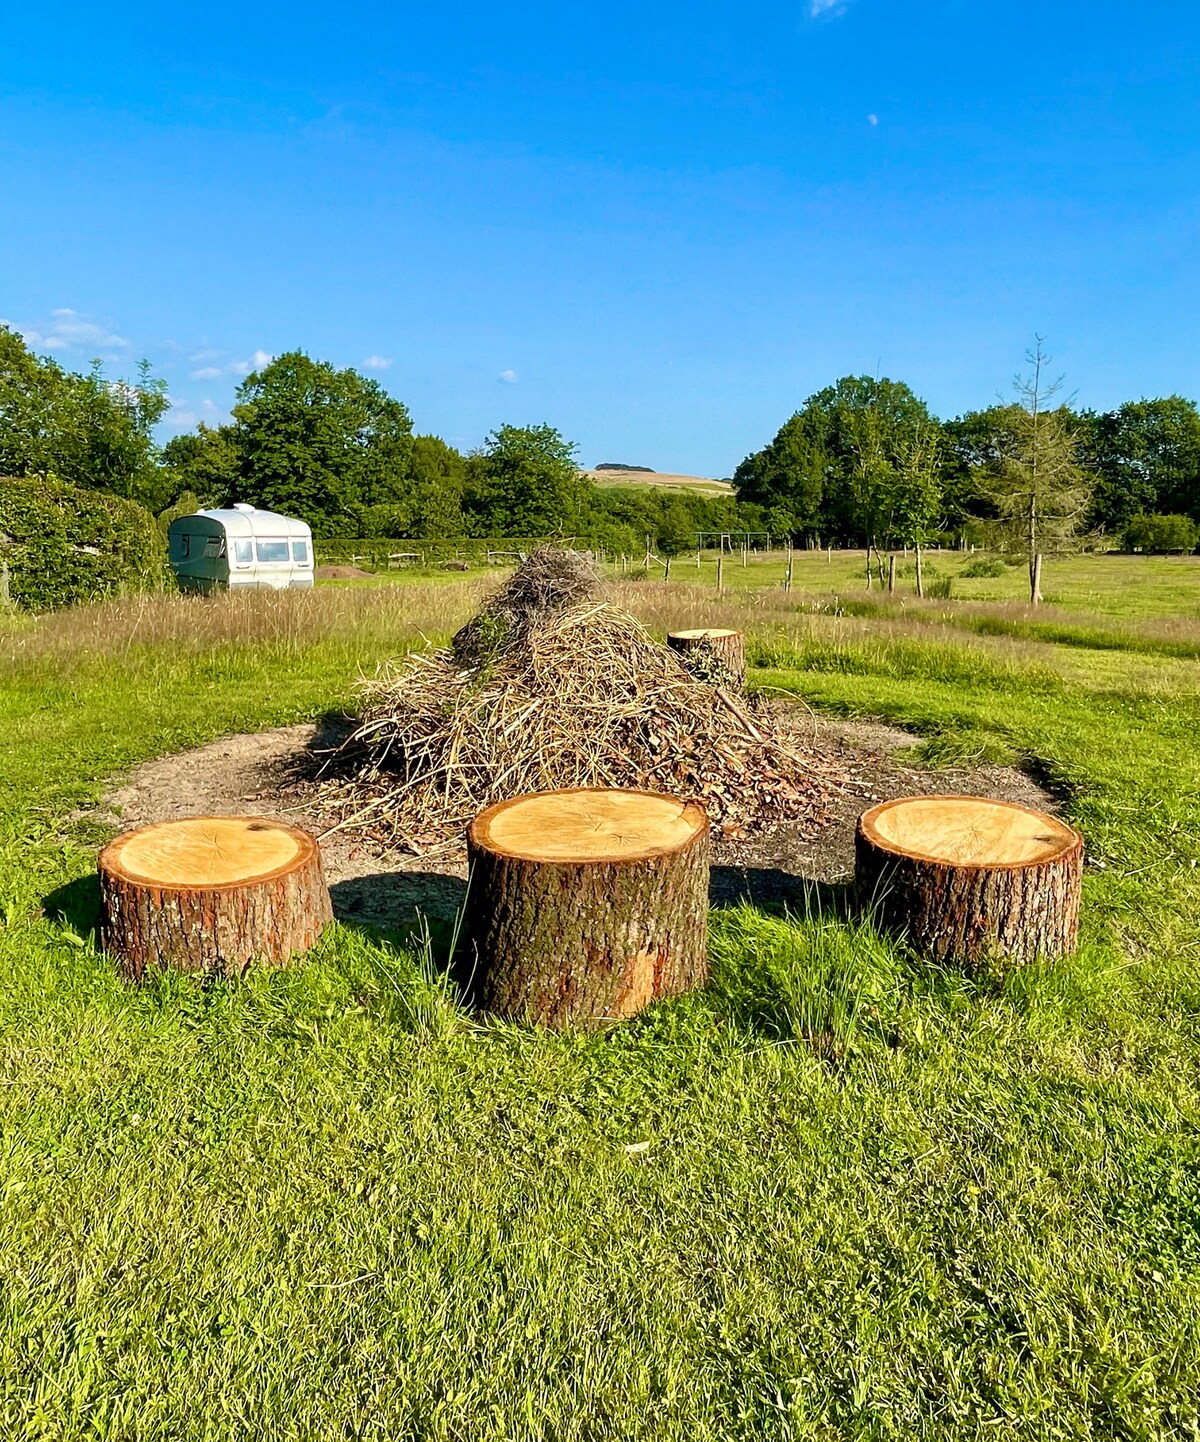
[614,547,1200,624]
[1,568,1199,1440]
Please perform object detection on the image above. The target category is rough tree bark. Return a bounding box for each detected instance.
[98,816,332,979]
[667,629,746,690]
[855,795,1083,969]
[466,788,710,1028]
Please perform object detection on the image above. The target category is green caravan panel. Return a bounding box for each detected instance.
[167,514,230,593]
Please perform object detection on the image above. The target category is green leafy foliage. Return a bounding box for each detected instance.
[960,554,1007,578]
[1123,512,1199,554]
[979,345,1092,603]
[232,352,414,537]
[0,326,169,510]
[464,424,588,536]
[732,409,827,537]
[6,318,1200,561]
[0,475,163,610]
[733,375,941,545]
[160,423,241,509]
[405,434,468,537]
[1083,397,1200,530]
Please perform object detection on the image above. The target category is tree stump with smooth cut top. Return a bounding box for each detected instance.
[855,795,1083,969]
[667,628,746,689]
[98,816,332,979]
[466,788,710,1028]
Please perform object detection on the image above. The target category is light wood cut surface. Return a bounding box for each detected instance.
[105,817,304,887]
[474,789,706,863]
[98,815,331,978]
[669,628,739,640]
[863,796,1077,868]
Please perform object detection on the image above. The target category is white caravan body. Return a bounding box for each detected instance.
[168,505,314,592]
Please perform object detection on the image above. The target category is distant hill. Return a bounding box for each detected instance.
[580,468,734,497]
[594,462,655,473]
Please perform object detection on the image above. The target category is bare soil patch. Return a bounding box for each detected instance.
[95,708,1055,933]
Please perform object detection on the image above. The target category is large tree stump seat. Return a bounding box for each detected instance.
[98,816,333,979]
[855,795,1083,968]
[466,788,710,1028]
[667,629,746,690]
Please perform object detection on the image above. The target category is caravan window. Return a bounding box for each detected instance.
[256,540,290,563]
[205,536,225,558]
[291,540,309,564]
[177,534,191,558]
[233,540,253,565]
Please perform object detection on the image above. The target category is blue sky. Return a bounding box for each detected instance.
[2,1,1198,476]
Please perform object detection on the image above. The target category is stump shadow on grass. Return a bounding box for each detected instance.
[42,874,101,939]
[329,872,475,993]
[710,865,854,919]
[331,866,864,1020]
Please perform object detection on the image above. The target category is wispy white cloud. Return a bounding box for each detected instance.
[362,354,393,370]
[809,0,850,15]
[165,398,227,429]
[868,113,879,125]
[229,349,273,377]
[498,369,519,384]
[182,350,274,381]
[7,307,129,353]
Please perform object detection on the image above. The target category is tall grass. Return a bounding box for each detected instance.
[0,579,490,668]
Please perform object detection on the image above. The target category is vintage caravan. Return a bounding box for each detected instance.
[168,505,314,592]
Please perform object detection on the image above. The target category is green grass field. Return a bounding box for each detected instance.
[1,554,1199,1440]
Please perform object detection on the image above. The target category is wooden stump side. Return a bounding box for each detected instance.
[855,795,1083,969]
[98,816,333,979]
[667,629,746,690]
[466,788,710,1029]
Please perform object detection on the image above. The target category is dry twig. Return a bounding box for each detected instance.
[313,550,836,853]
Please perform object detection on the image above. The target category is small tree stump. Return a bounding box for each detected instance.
[856,795,1083,968]
[98,816,333,979]
[466,788,710,1028]
[667,628,746,689]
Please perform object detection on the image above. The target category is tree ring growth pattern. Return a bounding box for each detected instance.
[98,816,333,979]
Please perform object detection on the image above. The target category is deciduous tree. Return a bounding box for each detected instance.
[0,326,168,509]
[232,352,413,535]
[1082,397,1200,530]
[981,340,1091,604]
[465,424,588,536]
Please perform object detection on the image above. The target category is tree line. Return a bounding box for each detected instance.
[2,324,1199,595]
[736,347,1199,559]
[0,330,753,559]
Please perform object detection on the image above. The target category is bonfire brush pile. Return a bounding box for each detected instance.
[319,549,831,853]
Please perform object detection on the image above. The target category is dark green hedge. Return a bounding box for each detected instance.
[0,476,165,611]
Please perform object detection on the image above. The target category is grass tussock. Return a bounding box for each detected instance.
[709,900,903,1056]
